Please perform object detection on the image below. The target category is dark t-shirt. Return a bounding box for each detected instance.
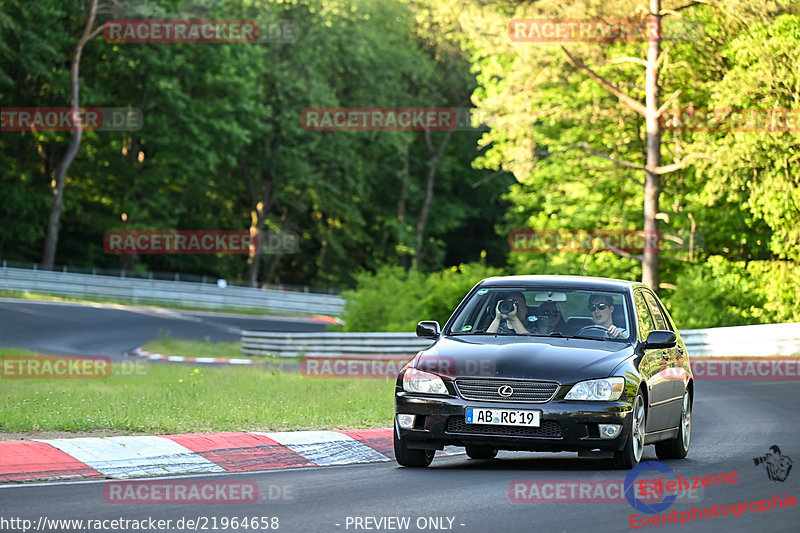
[498,315,537,334]
[497,319,516,334]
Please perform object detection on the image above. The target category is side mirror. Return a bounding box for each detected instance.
[416,321,441,339]
[643,330,677,349]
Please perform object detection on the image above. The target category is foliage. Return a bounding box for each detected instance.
[341,261,504,332]
[1,0,799,324]
[662,256,800,329]
[681,14,800,262]
[0,0,508,286]
[342,255,800,332]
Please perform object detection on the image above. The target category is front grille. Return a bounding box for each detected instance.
[454,378,559,403]
[445,416,562,438]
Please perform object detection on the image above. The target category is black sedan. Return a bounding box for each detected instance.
[394,275,693,469]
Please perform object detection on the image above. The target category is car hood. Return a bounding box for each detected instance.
[415,335,633,383]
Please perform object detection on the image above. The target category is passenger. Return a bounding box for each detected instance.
[487,292,530,334]
[586,293,627,338]
[537,301,566,334]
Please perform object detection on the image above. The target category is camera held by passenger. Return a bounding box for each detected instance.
[498,298,517,316]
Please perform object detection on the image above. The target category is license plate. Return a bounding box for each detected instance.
[465,407,540,427]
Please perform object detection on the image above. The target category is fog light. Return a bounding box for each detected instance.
[397,414,416,429]
[599,424,622,438]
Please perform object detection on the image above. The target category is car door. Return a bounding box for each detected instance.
[656,297,691,382]
[643,290,687,427]
[633,289,671,432]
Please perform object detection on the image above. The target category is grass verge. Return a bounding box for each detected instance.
[141,337,299,363]
[0,350,394,435]
[142,338,243,359]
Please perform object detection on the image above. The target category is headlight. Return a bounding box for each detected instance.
[565,377,625,401]
[403,368,448,395]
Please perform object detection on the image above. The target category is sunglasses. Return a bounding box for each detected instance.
[588,303,610,311]
[538,310,561,317]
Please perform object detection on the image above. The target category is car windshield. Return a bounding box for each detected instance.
[448,286,633,342]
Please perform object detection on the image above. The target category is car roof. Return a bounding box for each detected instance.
[477,275,644,292]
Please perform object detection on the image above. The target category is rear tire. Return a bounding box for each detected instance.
[465,446,498,460]
[394,427,434,467]
[613,389,646,469]
[655,389,691,460]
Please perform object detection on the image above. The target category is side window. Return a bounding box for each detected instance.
[656,297,678,331]
[642,292,668,331]
[633,291,656,342]
[613,295,630,334]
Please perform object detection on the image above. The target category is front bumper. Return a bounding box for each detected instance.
[395,392,634,452]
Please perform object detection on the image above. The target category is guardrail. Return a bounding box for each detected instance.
[680,322,800,357]
[0,265,345,315]
[242,322,800,358]
[242,331,433,358]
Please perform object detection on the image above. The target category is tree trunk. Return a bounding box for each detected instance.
[41,0,100,269]
[264,185,307,284]
[560,0,693,291]
[246,172,273,287]
[242,136,276,287]
[398,143,409,225]
[398,142,409,269]
[413,128,453,268]
[643,0,663,291]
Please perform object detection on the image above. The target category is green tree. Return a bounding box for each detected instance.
[681,14,800,262]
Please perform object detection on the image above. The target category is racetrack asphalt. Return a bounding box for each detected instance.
[0,299,327,358]
[0,299,798,532]
[1,383,798,531]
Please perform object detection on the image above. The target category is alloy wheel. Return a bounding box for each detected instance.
[681,391,692,450]
[632,394,645,463]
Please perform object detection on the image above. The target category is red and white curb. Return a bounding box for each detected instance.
[0,429,457,483]
[127,347,259,365]
[309,315,343,325]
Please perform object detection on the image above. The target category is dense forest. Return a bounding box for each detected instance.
[1,0,799,328]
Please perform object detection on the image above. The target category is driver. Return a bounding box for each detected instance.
[587,294,627,338]
[487,292,530,334]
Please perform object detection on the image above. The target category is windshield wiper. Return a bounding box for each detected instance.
[566,334,630,341]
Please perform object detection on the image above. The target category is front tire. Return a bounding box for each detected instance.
[655,389,691,460]
[394,427,434,467]
[613,389,646,469]
[465,446,497,460]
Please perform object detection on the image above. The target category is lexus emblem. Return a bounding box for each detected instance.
[498,385,514,397]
